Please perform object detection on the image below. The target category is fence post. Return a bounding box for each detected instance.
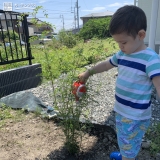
[23,15,32,65]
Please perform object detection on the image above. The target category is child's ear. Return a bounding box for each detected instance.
[138,29,146,40]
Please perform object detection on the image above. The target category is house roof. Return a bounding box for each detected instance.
[80,11,114,19]
[27,18,46,25]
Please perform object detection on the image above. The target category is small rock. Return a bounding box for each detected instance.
[26,134,31,138]
[103,138,108,143]
[114,72,118,77]
[108,120,115,126]
[141,141,151,149]
[108,135,113,141]
[156,153,160,160]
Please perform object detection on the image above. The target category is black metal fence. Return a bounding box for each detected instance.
[0,10,34,65]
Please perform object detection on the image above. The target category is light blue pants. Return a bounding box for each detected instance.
[115,113,150,158]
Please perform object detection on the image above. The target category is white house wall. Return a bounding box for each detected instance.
[138,0,160,43]
[28,27,34,36]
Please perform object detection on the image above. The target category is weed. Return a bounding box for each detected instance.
[146,123,160,156]
[0,104,24,128]
[0,104,13,120]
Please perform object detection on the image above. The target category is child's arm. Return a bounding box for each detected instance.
[152,76,160,97]
[78,60,114,83]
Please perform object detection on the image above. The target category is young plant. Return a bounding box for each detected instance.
[42,45,95,154]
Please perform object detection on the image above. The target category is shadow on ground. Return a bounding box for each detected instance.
[40,110,119,160]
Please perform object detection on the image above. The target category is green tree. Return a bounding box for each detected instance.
[79,17,111,40]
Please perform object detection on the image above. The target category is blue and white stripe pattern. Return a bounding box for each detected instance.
[110,48,160,120]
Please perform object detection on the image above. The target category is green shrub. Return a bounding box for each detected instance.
[78,17,111,40]
[46,38,63,50]
[58,30,76,48]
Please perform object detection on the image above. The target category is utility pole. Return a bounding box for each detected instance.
[76,0,79,31]
[60,14,64,30]
[74,7,76,29]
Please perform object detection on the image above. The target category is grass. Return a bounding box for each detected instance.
[0,104,25,129]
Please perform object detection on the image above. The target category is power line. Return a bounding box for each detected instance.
[82,0,89,9]
[40,9,71,12]
[36,17,72,20]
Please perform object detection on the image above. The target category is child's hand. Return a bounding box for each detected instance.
[78,71,90,83]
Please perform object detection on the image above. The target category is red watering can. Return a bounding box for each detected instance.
[72,81,86,102]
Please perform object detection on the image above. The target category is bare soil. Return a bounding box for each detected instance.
[0,112,156,160]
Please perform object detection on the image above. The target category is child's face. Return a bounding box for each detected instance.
[112,32,144,54]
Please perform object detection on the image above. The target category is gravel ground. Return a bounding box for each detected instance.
[28,65,160,129]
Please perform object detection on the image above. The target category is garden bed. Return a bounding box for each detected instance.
[0,112,157,160]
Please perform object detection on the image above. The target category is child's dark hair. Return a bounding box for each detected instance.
[109,5,147,38]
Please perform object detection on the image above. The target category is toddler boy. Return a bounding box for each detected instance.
[79,5,160,160]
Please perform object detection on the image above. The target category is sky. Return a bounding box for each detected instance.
[0,0,134,33]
